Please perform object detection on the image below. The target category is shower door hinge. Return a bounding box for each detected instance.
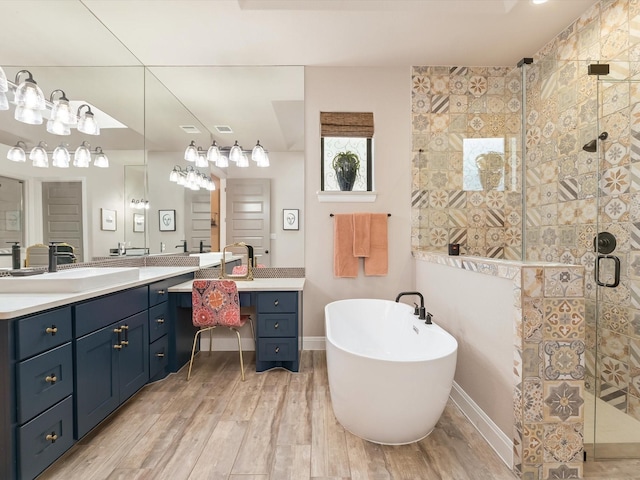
[517,57,533,68]
[588,64,610,76]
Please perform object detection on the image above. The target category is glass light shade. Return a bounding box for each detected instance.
[237,153,249,168]
[77,109,99,135]
[7,142,26,162]
[14,72,45,110]
[46,118,71,135]
[0,66,7,93]
[186,167,197,184]
[0,92,8,111]
[195,149,208,168]
[169,168,179,182]
[52,144,70,168]
[251,141,266,163]
[184,141,198,162]
[144,201,150,210]
[15,105,43,125]
[30,142,49,168]
[177,173,186,186]
[215,154,229,168]
[206,141,220,163]
[50,98,74,125]
[229,141,243,163]
[73,142,91,168]
[93,147,109,168]
[257,151,270,167]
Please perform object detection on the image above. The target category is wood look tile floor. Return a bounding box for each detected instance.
[37,351,638,480]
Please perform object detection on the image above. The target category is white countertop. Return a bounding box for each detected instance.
[0,266,197,320]
[169,277,305,293]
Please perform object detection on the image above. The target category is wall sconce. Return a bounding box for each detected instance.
[73,141,92,167]
[52,143,71,168]
[29,141,49,168]
[13,70,45,125]
[7,141,27,162]
[93,146,109,168]
[46,89,73,136]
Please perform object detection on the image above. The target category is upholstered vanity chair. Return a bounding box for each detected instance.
[188,279,255,381]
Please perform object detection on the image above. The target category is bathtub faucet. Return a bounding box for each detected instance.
[395,292,431,324]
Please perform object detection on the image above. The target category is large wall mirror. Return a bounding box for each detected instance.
[0,63,304,268]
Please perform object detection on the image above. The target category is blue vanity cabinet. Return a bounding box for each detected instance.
[74,286,149,439]
[255,291,301,372]
[12,306,75,480]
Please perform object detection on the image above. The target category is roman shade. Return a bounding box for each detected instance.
[320,112,374,138]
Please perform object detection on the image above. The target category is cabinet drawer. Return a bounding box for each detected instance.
[256,291,297,314]
[149,335,169,380]
[257,337,297,362]
[149,279,171,306]
[149,302,169,343]
[18,395,74,480]
[258,313,296,337]
[75,286,148,337]
[17,307,72,360]
[17,343,73,424]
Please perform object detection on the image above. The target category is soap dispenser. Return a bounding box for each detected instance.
[8,242,20,270]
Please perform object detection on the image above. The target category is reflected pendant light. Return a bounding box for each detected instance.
[93,147,109,168]
[257,151,270,167]
[215,153,229,168]
[14,105,43,125]
[74,141,92,167]
[7,141,27,162]
[46,118,71,135]
[195,147,208,168]
[30,141,49,168]
[14,70,45,111]
[52,143,71,168]
[0,92,8,111]
[206,140,220,164]
[237,153,250,168]
[77,104,100,135]
[0,66,7,93]
[251,140,266,163]
[184,141,198,162]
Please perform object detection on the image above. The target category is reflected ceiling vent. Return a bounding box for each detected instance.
[215,125,233,134]
[179,125,201,134]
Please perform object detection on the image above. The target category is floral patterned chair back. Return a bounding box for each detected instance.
[192,279,245,328]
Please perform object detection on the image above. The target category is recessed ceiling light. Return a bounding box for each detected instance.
[215,125,233,134]
[180,125,201,134]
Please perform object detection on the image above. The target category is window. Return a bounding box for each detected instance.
[320,112,374,192]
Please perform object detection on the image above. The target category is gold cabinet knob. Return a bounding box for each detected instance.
[113,344,122,350]
[157,289,166,295]
[45,433,58,443]
[45,326,58,335]
[156,318,165,324]
[45,374,57,384]
[113,327,122,333]
[120,341,129,346]
[156,352,165,358]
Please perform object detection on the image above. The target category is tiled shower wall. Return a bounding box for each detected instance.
[410,65,523,259]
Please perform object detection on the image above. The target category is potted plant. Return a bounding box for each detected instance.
[332,150,360,191]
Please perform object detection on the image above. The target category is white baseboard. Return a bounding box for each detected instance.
[199,336,327,351]
[450,382,513,469]
[303,336,326,350]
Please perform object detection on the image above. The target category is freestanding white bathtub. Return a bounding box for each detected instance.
[325,298,458,445]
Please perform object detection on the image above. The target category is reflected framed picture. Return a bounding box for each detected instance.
[133,213,145,233]
[283,208,299,231]
[159,209,176,231]
[101,208,117,231]
[5,210,20,231]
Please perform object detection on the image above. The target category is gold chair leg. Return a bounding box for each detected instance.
[232,327,245,381]
[208,327,214,356]
[187,328,202,381]
[248,317,256,345]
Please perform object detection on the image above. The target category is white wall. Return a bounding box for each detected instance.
[303,66,414,337]
[415,260,514,437]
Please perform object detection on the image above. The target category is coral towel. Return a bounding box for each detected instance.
[364,213,388,276]
[352,212,371,257]
[333,214,358,278]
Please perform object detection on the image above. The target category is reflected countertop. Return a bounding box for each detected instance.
[169,277,306,293]
[0,266,197,320]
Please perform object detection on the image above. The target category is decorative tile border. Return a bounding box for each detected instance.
[414,250,584,479]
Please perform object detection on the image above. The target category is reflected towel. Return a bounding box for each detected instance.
[334,214,358,278]
[353,212,371,257]
[364,213,388,276]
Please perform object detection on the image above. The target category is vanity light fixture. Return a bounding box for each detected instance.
[73,141,92,168]
[51,143,71,168]
[13,70,45,125]
[184,139,269,169]
[206,140,220,164]
[169,165,215,191]
[29,141,49,168]
[93,146,109,168]
[77,104,99,135]
[229,141,243,164]
[7,141,27,162]
[184,140,198,162]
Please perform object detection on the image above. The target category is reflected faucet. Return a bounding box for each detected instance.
[175,240,187,253]
[199,240,211,253]
[395,291,431,324]
[48,243,77,273]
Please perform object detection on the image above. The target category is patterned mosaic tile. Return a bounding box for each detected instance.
[599,355,630,390]
[543,299,585,340]
[543,423,583,463]
[543,268,584,298]
[522,423,544,465]
[543,381,584,422]
[543,340,585,381]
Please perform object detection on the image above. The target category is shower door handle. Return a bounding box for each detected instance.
[595,254,620,288]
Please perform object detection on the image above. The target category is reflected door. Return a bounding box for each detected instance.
[42,182,83,262]
[226,178,271,267]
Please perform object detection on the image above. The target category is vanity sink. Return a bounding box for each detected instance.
[0,267,140,293]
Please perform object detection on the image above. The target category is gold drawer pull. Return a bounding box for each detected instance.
[45,432,58,443]
[113,327,122,333]
[156,318,165,324]
[120,341,129,346]
[156,352,165,358]
[113,344,122,350]
[274,299,279,306]
[45,326,58,335]
[45,374,57,384]
[274,322,279,329]
[157,289,166,295]
[275,347,280,353]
